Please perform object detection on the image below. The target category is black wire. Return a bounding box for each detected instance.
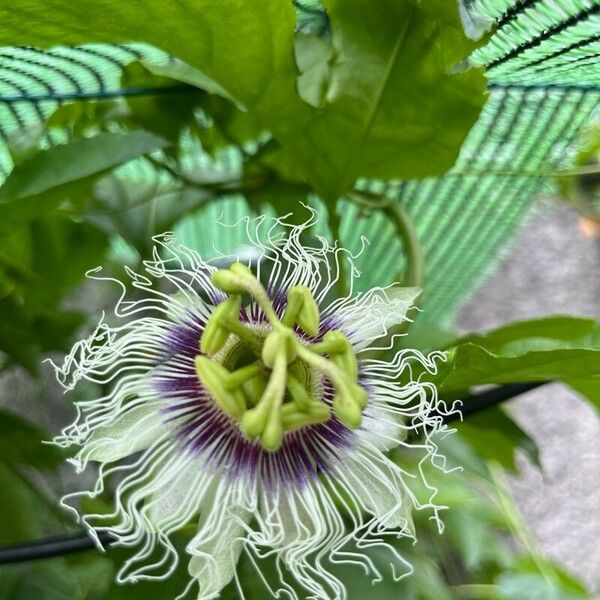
[0,530,115,565]
[0,381,550,565]
[443,381,547,423]
[0,82,596,104]
[0,84,194,103]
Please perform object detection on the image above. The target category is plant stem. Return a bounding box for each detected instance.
[349,192,425,289]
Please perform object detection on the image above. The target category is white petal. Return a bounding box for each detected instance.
[335,287,421,351]
[79,401,166,463]
[145,453,209,531]
[187,487,251,599]
[338,450,414,533]
[359,406,405,452]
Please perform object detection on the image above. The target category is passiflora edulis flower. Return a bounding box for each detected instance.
[52,214,450,599]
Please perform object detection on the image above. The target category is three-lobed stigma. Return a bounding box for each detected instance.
[195,262,367,451]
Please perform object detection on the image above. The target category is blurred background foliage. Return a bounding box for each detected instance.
[0,0,599,598]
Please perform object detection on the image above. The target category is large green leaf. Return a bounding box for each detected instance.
[441,316,600,391]
[282,0,488,200]
[0,1,290,109]
[120,62,204,147]
[0,131,168,227]
[444,344,600,390]
[452,316,600,355]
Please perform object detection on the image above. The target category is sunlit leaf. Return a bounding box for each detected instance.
[0,131,168,227]
[441,316,600,391]
[278,0,488,200]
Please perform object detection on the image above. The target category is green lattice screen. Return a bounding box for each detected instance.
[0,0,598,324]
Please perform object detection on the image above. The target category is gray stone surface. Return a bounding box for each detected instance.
[456,201,600,591]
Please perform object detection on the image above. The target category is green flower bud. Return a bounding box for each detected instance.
[200,295,241,355]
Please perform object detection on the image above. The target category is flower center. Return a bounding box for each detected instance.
[194,262,368,452]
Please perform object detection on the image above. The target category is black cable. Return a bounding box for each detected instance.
[0,381,550,565]
[0,531,115,565]
[443,381,547,423]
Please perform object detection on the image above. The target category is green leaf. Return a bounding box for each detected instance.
[442,316,600,391]
[445,343,600,390]
[0,1,486,203]
[0,0,293,110]
[0,557,114,600]
[280,0,488,200]
[0,410,63,471]
[87,172,210,256]
[295,32,332,108]
[497,573,588,600]
[456,407,539,472]
[0,217,108,371]
[453,316,600,355]
[120,62,203,147]
[0,131,168,226]
[0,463,43,543]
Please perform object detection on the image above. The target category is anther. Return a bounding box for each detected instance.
[281,285,320,336]
[195,357,246,419]
[200,295,241,355]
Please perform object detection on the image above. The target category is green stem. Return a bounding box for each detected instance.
[350,192,425,290]
[384,202,425,289]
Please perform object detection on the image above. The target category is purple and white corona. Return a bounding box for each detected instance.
[52,214,449,599]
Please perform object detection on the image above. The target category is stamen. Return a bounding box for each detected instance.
[195,357,246,419]
[281,285,320,336]
[242,347,288,450]
[199,262,370,450]
[200,295,241,355]
[295,345,365,428]
[285,373,314,411]
[224,362,264,390]
[281,401,330,432]
[213,262,278,325]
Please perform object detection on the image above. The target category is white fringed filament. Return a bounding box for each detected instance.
[50,212,454,600]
